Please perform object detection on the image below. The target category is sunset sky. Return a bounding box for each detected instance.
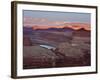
[23,10,91,30]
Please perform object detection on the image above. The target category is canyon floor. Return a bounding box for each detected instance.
[23,28,91,69]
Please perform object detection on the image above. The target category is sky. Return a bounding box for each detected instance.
[23,10,91,30]
[23,10,90,23]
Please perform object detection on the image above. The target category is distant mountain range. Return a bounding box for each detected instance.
[24,22,90,31]
[24,26,90,32]
[23,26,90,38]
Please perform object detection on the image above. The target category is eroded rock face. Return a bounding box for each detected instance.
[23,42,90,69]
[23,46,57,58]
[57,43,81,57]
[57,42,90,60]
[23,46,58,69]
[23,36,32,46]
